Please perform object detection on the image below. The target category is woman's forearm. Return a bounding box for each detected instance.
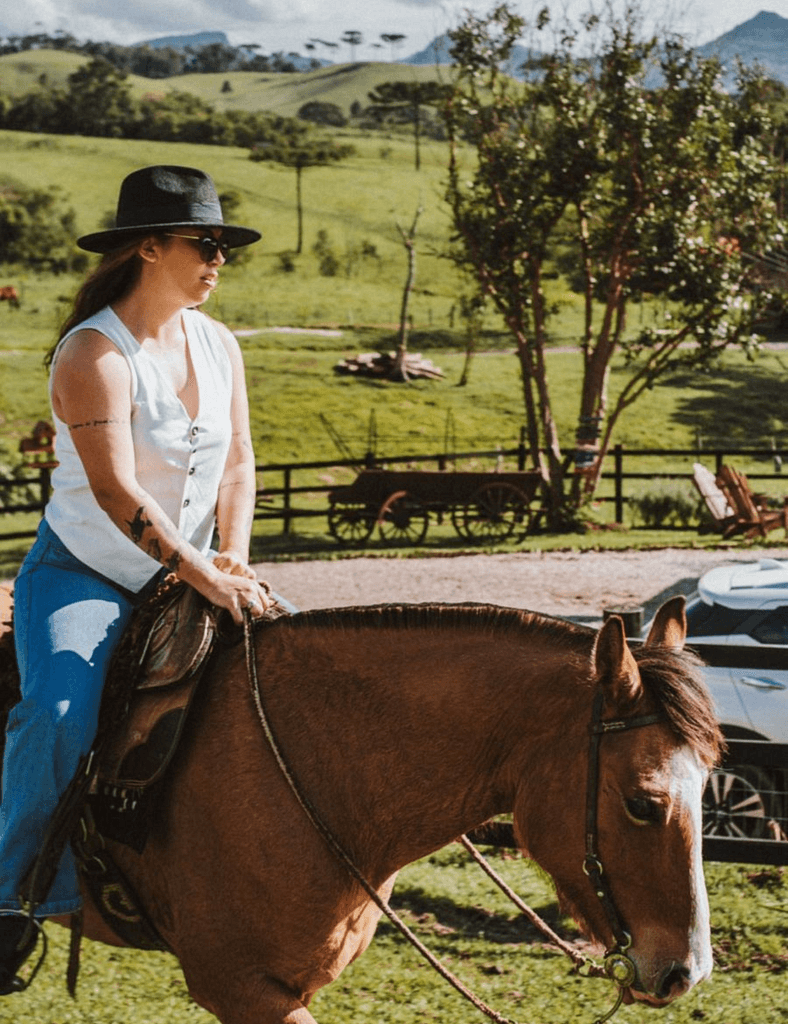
[96,480,220,589]
[214,454,257,561]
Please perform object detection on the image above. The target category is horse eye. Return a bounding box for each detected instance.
[625,797,661,825]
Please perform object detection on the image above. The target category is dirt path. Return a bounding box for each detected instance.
[254,546,788,622]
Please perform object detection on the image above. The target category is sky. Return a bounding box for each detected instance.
[2,0,787,59]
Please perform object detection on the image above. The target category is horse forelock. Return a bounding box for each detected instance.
[631,645,724,767]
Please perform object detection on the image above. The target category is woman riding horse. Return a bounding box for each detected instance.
[0,165,278,990]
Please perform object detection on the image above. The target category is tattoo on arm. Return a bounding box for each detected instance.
[166,550,183,573]
[69,418,120,430]
[126,506,153,544]
[146,538,163,562]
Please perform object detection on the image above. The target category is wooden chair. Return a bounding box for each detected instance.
[692,463,739,537]
[715,464,788,539]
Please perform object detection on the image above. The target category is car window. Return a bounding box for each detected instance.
[749,607,788,645]
[685,601,754,637]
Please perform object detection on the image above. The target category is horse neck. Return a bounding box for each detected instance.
[252,612,592,873]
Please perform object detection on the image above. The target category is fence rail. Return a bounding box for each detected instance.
[2,443,788,541]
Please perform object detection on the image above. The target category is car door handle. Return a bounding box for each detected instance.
[739,676,788,691]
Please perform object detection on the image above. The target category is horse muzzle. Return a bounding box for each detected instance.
[626,955,711,1007]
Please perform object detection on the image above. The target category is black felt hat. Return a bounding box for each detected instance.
[77,165,261,253]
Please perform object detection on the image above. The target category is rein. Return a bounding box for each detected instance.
[243,615,662,1024]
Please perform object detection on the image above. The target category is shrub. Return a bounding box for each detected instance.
[629,480,702,529]
[297,101,347,128]
[312,230,339,277]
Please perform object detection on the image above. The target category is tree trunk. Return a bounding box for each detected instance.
[295,164,304,254]
[394,207,422,381]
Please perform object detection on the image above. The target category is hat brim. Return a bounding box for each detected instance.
[77,222,261,254]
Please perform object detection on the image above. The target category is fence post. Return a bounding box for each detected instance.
[614,444,624,523]
[282,467,292,535]
[517,427,526,471]
[39,466,52,510]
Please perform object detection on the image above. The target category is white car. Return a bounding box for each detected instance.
[652,559,788,842]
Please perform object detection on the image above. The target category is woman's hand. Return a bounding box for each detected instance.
[203,566,272,625]
[210,551,274,624]
[213,550,257,579]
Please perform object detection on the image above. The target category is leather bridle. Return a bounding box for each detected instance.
[584,688,665,993]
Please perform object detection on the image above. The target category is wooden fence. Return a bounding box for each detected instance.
[2,441,788,540]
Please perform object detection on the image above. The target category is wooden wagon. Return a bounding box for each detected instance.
[326,468,542,545]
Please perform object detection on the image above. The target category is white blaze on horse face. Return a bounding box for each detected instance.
[674,746,713,989]
[631,745,712,1005]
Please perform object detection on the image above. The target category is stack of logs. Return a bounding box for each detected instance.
[334,351,444,381]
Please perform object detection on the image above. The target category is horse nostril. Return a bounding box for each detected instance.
[656,963,691,1000]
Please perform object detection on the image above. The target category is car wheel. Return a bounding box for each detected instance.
[702,764,782,839]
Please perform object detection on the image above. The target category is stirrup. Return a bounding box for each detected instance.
[0,915,47,996]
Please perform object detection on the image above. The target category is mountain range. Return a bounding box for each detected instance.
[404,10,788,86]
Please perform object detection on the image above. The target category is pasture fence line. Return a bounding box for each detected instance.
[2,440,788,541]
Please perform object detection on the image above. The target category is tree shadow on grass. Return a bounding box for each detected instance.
[665,361,788,446]
[384,883,576,949]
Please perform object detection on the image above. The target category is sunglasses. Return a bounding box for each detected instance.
[162,233,231,263]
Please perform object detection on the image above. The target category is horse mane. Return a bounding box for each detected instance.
[264,602,723,767]
[271,601,594,647]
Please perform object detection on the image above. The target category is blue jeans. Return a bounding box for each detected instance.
[0,520,137,916]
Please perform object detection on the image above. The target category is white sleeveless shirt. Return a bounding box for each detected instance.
[45,306,233,593]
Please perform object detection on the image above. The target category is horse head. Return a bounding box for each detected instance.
[514,597,721,1009]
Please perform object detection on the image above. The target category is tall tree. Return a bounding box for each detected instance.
[393,205,423,380]
[249,137,355,253]
[381,33,407,62]
[367,80,452,169]
[62,57,136,137]
[341,30,363,63]
[444,3,783,523]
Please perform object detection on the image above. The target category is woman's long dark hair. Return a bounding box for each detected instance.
[45,239,147,368]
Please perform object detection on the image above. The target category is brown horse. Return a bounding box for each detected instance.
[50,596,720,1024]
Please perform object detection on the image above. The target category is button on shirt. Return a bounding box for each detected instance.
[46,306,234,593]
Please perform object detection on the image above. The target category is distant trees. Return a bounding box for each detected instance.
[445,2,784,520]
[0,32,299,77]
[0,59,310,148]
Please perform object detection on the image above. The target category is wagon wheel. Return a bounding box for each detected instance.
[377,491,429,546]
[327,503,375,546]
[461,482,530,542]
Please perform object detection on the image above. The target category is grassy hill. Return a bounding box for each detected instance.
[0,126,467,339]
[0,50,451,117]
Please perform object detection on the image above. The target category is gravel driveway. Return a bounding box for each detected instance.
[254,546,788,624]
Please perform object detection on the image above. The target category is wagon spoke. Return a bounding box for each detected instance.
[378,492,429,546]
[462,482,529,542]
[327,503,375,546]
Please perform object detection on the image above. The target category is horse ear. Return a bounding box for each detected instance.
[594,615,642,708]
[644,595,687,650]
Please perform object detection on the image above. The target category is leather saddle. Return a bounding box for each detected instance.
[89,578,221,851]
